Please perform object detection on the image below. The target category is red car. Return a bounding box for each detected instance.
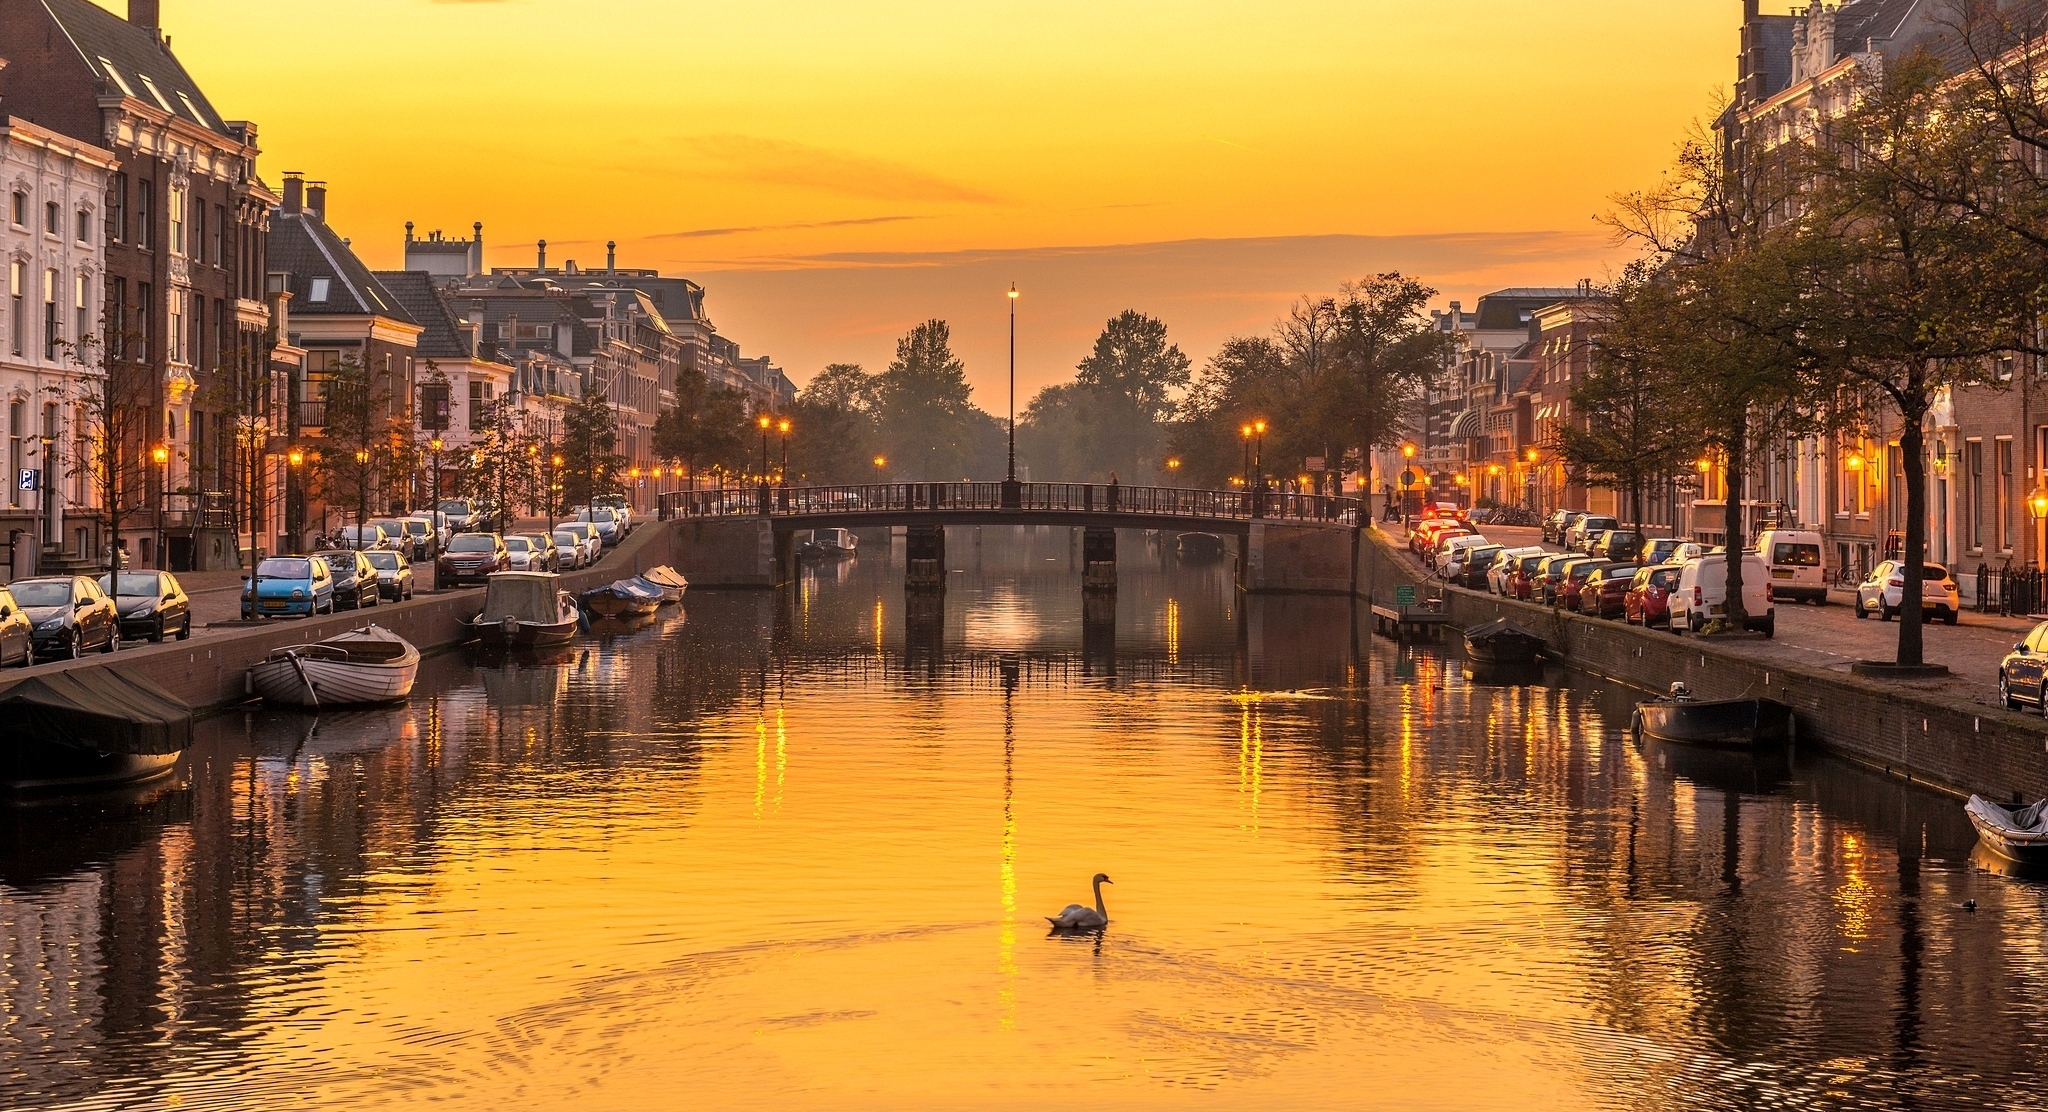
[437,533,508,586]
[1554,559,1612,611]
[1578,563,1636,619]
[1625,564,1681,627]
[1409,519,1458,554]
[1505,553,1549,600]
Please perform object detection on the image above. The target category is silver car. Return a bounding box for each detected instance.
[552,529,587,570]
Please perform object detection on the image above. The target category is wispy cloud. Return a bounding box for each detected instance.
[681,135,1003,205]
[647,215,925,241]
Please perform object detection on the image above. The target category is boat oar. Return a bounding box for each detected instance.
[287,649,319,710]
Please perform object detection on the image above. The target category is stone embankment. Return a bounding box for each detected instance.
[0,520,685,714]
[1362,528,2048,803]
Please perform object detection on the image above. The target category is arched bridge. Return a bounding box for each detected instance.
[654,482,1369,596]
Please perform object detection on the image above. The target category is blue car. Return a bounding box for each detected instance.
[242,555,336,619]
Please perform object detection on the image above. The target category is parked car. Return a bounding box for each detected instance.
[1566,515,1619,552]
[335,522,399,552]
[97,571,192,642]
[1421,501,1467,523]
[1580,528,1612,556]
[1409,519,1457,554]
[2000,620,2048,712]
[1641,537,1688,566]
[1488,546,1546,595]
[243,555,336,618]
[14,575,120,659]
[437,498,481,533]
[552,529,588,570]
[316,549,381,610]
[1443,544,1504,590]
[1755,528,1827,605]
[366,519,418,561]
[1624,564,1682,628]
[1578,563,1636,619]
[1557,559,1616,612]
[1854,560,1960,624]
[503,534,558,573]
[1673,552,1775,636]
[438,533,509,586]
[592,494,633,534]
[1539,555,1599,605]
[1543,510,1583,545]
[1598,530,1645,562]
[1663,541,1708,565]
[397,516,439,560]
[575,507,623,546]
[364,548,415,601]
[1429,531,1484,570]
[558,522,603,566]
[0,586,31,666]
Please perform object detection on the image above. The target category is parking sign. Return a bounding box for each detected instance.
[17,469,36,492]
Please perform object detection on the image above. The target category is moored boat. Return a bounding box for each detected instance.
[636,565,690,603]
[0,670,193,792]
[471,571,581,647]
[248,624,420,709]
[1462,617,1546,665]
[799,527,859,558]
[1631,683,1794,747]
[581,577,664,618]
[1966,795,2048,863]
[1177,532,1226,561]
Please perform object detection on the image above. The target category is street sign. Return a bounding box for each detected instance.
[1400,469,1416,487]
[1306,456,1325,471]
[1394,584,1417,607]
[17,469,36,492]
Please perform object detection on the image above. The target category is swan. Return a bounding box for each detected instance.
[1047,873,1112,930]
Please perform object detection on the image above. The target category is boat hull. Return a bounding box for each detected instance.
[1966,796,2048,862]
[473,615,581,648]
[250,654,418,707]
[1633,698,1793,748]
[0,744,179,792]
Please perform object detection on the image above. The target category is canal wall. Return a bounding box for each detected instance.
[0,518,686,713]
[1360,528,2048,803]
[1242,521,1358,594]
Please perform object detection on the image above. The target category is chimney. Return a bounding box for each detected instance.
[467,301,485,358]
[405,221,415,243]
[566,260,579,276]
[471,221,484,278]
[536,239,547,271]
[128,0,159,30]
[306,181,327,223]
[607,240,616,273]
[281,172,303,214]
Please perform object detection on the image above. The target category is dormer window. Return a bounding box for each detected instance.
[136,75,176,116]
[96,59,135,98]
[309,278,330,302]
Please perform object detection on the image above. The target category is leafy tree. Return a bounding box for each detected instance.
[1559,267,1698,532]
[787,363,880,483]
[561,390,622,509]
[312,354,387,530]
[874,319,984,480]
[1320,274,1449,497]
[652,364,753,484]
[1168,336,1287,486]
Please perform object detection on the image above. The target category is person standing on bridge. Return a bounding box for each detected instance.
[1108,471,1120,511]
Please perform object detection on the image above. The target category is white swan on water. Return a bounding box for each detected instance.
[1047,873,1112,930]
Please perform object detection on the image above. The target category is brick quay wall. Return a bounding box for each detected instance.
[1361,528,2048,803]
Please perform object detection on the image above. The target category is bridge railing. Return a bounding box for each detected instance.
[657,482,1358,524]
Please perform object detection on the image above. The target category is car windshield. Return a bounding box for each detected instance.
[449,535,497,553]
[553,532,578,546]
[372,520,403,532]
[404,521,428,534]
[315,551,357,572]
[505,538,533,552]
[438,501,471,515]
[1772,543,1822,566]
[105,573,161,595]
[1650,569,1678,587]
[257,558,311,579]
[366,551,402,570]
[10,580,70,607]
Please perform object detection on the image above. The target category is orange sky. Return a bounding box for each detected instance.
[134,0,1774,400]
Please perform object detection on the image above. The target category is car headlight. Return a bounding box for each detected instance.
[292,588,306,598]
[36,617,64,631]
[132,602,156,617]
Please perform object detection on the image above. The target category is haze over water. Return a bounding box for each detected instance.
[1,528,2042,1110]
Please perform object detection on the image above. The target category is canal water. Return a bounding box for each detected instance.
[2,527,2044,1110]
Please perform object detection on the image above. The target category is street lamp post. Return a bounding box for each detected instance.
[429,437,444,588]
[757,414,772,515]
[1003,284,1021,508]
[873,455,886,487]
[354,448,370,531]
[550,453,563,527]
[778,418,791,493]
[287,447,305,552]
[151,444,169,570]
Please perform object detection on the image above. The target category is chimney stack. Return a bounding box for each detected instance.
[306,181,327,223]
[128,0,159,30]
[471,221,484,278]
[282,172,303,214]
[537,239,547,271]
[607,240,616,273]
[405,221,414,243]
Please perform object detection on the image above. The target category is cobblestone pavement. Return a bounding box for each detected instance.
[1395,520,2047,714]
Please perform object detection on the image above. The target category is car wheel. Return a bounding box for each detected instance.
[2004,674,2019,710]
[150,618,164,643]
[1944,611,1959,626]
[178,615,191,641]
[101,628,117,654]
[65,633,81,660]
[1855,598,1867,619]
[1881,605,1895,622]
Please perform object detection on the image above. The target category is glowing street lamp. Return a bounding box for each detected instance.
[873,455,887,486]
[150,444,169,570]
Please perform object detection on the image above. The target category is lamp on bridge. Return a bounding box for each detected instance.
[873,455,887,485]
[757,414,773,515]
[1003,283,1023,509]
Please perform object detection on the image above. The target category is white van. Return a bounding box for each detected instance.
[1755,529,1826,604]
[1672,552,1775,637]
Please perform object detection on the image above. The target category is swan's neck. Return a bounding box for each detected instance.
[1092,878,1107,919]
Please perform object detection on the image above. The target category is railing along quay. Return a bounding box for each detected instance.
[657,482,1359,525]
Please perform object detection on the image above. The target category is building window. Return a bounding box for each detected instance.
[42,268,59,360]
[169,290,184,364]
[168,184,185,256]
[7,261,21,357]
[469,380,486,431]
[74,272,88,346]
[1999,437,2015,551]
[108,277,125,361]
[9,191,22,227]
[108,174,125,243]
[212,205,225,265]
[7,400,20,508]
[137,181,152,250]
[75,208,90,245]
[137,282,152,362]
[1968,439,1984,550]
[44,201,57,237]
[309,277,329,302]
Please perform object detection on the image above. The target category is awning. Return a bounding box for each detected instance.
[0,670,194,756]
[1448,408,1482,439]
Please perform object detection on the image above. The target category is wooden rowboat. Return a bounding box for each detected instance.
[636,565,690,604]
[1966,796,2048,863]
[581,577,664,618]
[1462,618,1546,666]
[249,624,420,708]
[1631,684,1793,748]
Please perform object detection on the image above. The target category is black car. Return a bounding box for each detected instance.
[1444,544,1504,590]
[98,571,193,642]
[316,549,381,610]
[13,575,119,661]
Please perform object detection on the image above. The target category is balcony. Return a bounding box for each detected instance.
[297,399,327,430]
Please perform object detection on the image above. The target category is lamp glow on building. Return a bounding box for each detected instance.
[2030,485,2048,521]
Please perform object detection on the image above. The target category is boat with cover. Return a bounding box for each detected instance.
[580,577,664,618]
[1462,617,1546,665]
[1966,795,2048,862]
[248,624,420,708]
[799,527,859,558]
[471,571,581,647]
[635,565,690,603]
[0,670,192,791]
[1631,683,1794,747]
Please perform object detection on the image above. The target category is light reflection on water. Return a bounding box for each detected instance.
[0,527,2044,1110]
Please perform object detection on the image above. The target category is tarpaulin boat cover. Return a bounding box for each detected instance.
[478,573,561,624]
[0,669,194,755]
[1462,617,1544,644]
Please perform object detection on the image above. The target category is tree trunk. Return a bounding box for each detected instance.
[1722,421,1749,632]
[1897,377,1931,667]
